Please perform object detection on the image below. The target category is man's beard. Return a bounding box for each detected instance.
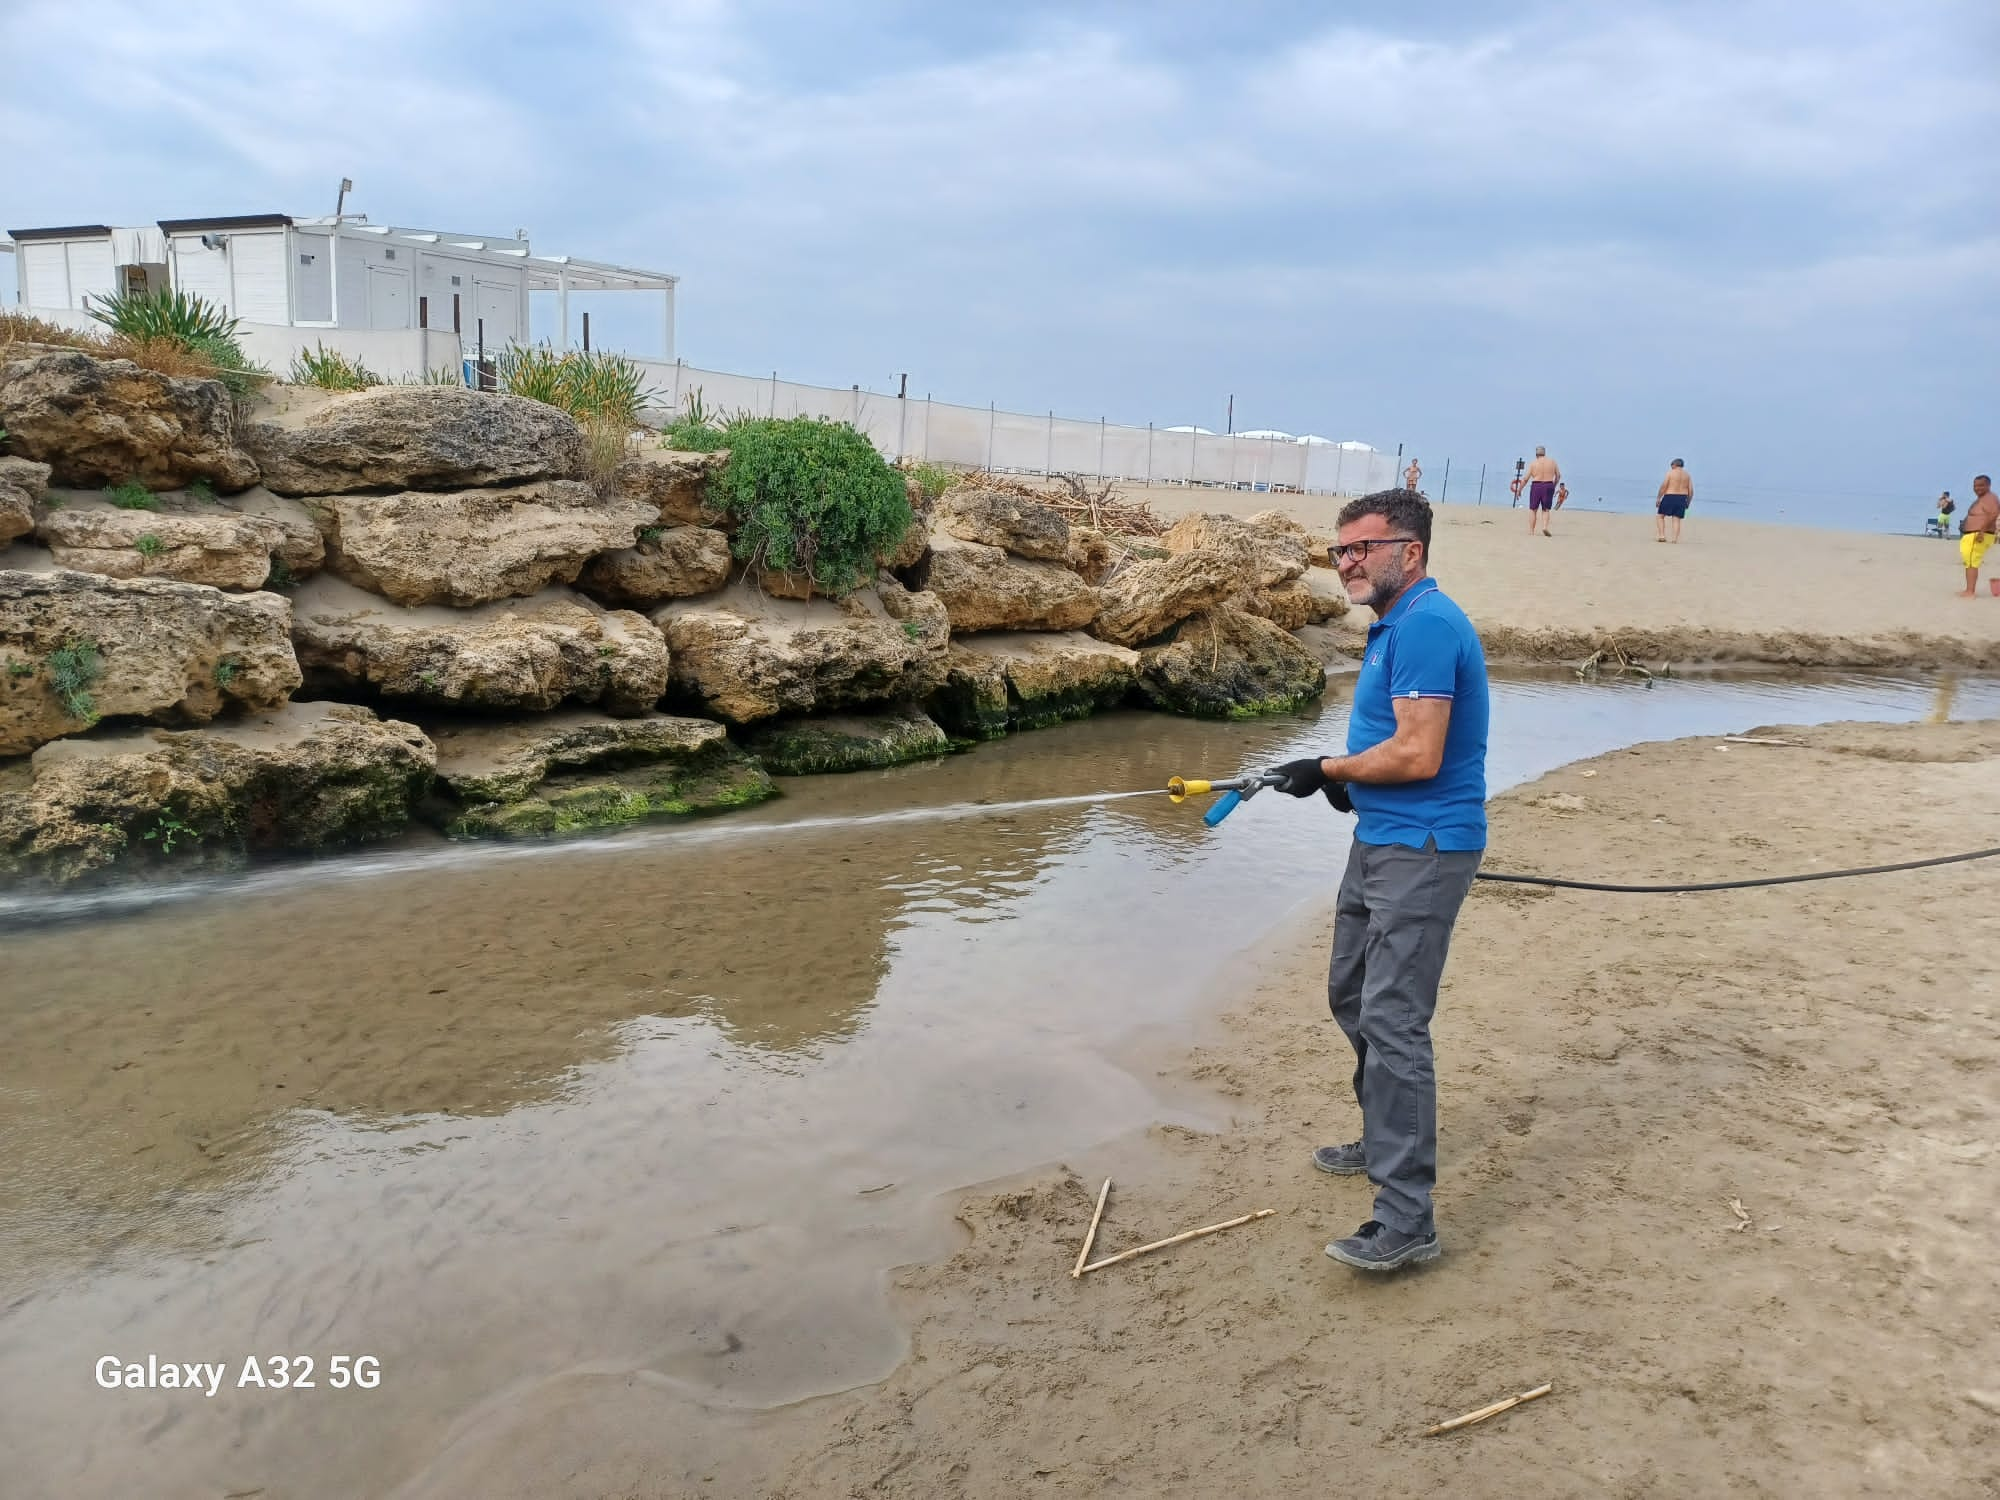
[1364,559,1408,612]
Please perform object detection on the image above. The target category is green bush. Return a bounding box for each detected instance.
[661,386,727,452]
[904,462,959,502]
[289,342,380,390]
[105,481,159,510]
[712,417,911,595]
[87,288,268,399]
[134,533,166,558]
[497,344,653,426]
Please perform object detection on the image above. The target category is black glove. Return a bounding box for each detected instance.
[1322,780,1353,813]
[1269,757,1330,798]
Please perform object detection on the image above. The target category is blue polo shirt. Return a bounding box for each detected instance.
[1345,577,1489,851]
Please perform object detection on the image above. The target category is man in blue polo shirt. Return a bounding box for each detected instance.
[1268,489,1489,1272]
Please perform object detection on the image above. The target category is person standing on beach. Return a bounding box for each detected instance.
[1959,475,1997,597]
[1404,458,1422,492]
[1526,447,1559,536]
[1267,490,1489,1273]
[1656,459,1694,543]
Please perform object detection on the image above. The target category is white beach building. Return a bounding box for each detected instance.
[5,213,678,380]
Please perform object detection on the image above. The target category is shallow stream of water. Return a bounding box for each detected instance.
[2,668,1995,1496]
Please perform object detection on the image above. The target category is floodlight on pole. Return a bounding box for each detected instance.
[335,177,353,219]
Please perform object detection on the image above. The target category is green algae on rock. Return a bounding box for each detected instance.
[742,706,949,775]
[1132,607,1327,720]
[926,631,1140,740]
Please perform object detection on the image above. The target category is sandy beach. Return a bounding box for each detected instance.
[1135,487,2000,670]
[396,715,2000,1498]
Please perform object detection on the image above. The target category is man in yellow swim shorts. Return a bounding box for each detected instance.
[1959,475,1997,598]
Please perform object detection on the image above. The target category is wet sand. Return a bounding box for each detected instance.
[1136,486,2000,669]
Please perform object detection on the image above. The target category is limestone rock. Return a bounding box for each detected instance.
[913,533,1098,633]
[0,457,46,546]
[1245,508,1307,536]
[878,485,931,572]
[1067,526,1115,585]
[0,702,433,886]
[0,570,300,756]
[577,525,733,609]
[0,350,259,492]
[1305,534,1338,568]
[421,710,772,838]
[1164,511,1307,589]
[1090,546,1256,648]
[36,498,291,590]
[653,576,951,726]
[1133,606,1328,720]
[312,479,651,607]
[742,705,950,774]
[612,449,729,528]
[423,709,730,802]
[290,575,668,715]
[935,487,1070,561]
[223,487,326,582]
[927,631,1139,740]
[1246,571,1350,632]
[239,385,583,496]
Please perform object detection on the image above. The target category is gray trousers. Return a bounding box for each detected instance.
[1326,837,1482,1235]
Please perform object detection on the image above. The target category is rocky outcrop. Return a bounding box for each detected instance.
[1164,512,1306,589]
[927,631,1140,740]
[1090,545,1256,648]
[289,575,668,716]
[421,710,771,837]
[0,570,300,755]
[1067,526,1116,585]
[0,457,48,546]
[424,709,729,801]
[612,449,728,528]
[914,533,1098,633]
[742,705,950,774]
[239,386,584,496]
[1245,509,1307,536]
[0,350,259,492]
[1132,606,1328,720]
[653,576,950,726]
[223,488,326,582]
[1305,534,1339,568]
[35,499,292,590]
[1246,570,1350,632]
[312,480,651,607]
[577,525,733,608]
[934,488,1070,561]
[0,702,433,886]
[878,480,931,572]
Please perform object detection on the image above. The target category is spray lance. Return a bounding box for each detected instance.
[1166,767,1352,826]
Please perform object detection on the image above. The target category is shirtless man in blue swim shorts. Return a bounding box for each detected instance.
[1656,460,1693,543]
[1525,447,1559,536]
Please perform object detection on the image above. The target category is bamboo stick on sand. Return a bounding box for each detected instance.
[1423,1383,1553,1436]
[1072,1178,1112,1279]
[1078,1208,1274,1275]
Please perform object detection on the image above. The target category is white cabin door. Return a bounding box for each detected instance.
[472,280,519,352]
[366,265,411,329]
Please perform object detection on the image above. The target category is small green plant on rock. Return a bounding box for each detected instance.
[105,481,159,511]
[262,556,294,590]
[8,660,33,679]
[637,525,664,544]
[213,656,241,689]
[905,462,958,502]
[186,478,217,504]
[901,619,924,640]
[134,533,166,559]
[47,639,104,724]
[713,416,912,596]
[143,813,198,855]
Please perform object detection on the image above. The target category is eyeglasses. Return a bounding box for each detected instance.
[1330,537,1419,564]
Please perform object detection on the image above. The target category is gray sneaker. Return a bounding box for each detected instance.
[1311,1141,1367,1176]
[1323,1219,1441,1272]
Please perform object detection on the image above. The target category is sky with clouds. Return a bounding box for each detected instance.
[2,0,1993,526]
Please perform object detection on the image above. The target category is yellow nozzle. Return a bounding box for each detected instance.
[1166,776,1213,803]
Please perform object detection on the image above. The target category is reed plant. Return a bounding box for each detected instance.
[289,342,380,391]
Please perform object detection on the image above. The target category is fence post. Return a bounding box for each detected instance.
[1477,463,1486,506]
[1045,410,1053,477]
[1440,457,1451,502]
[672,357,683,413]
[1146,422,1154,486]
[987,401,996,472]
[923,395,931,462]
[582,312,590,352]
[770,371,777,418]
[1097,416,1106,480]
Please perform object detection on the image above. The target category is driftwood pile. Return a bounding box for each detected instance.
[939,470,1169,539]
